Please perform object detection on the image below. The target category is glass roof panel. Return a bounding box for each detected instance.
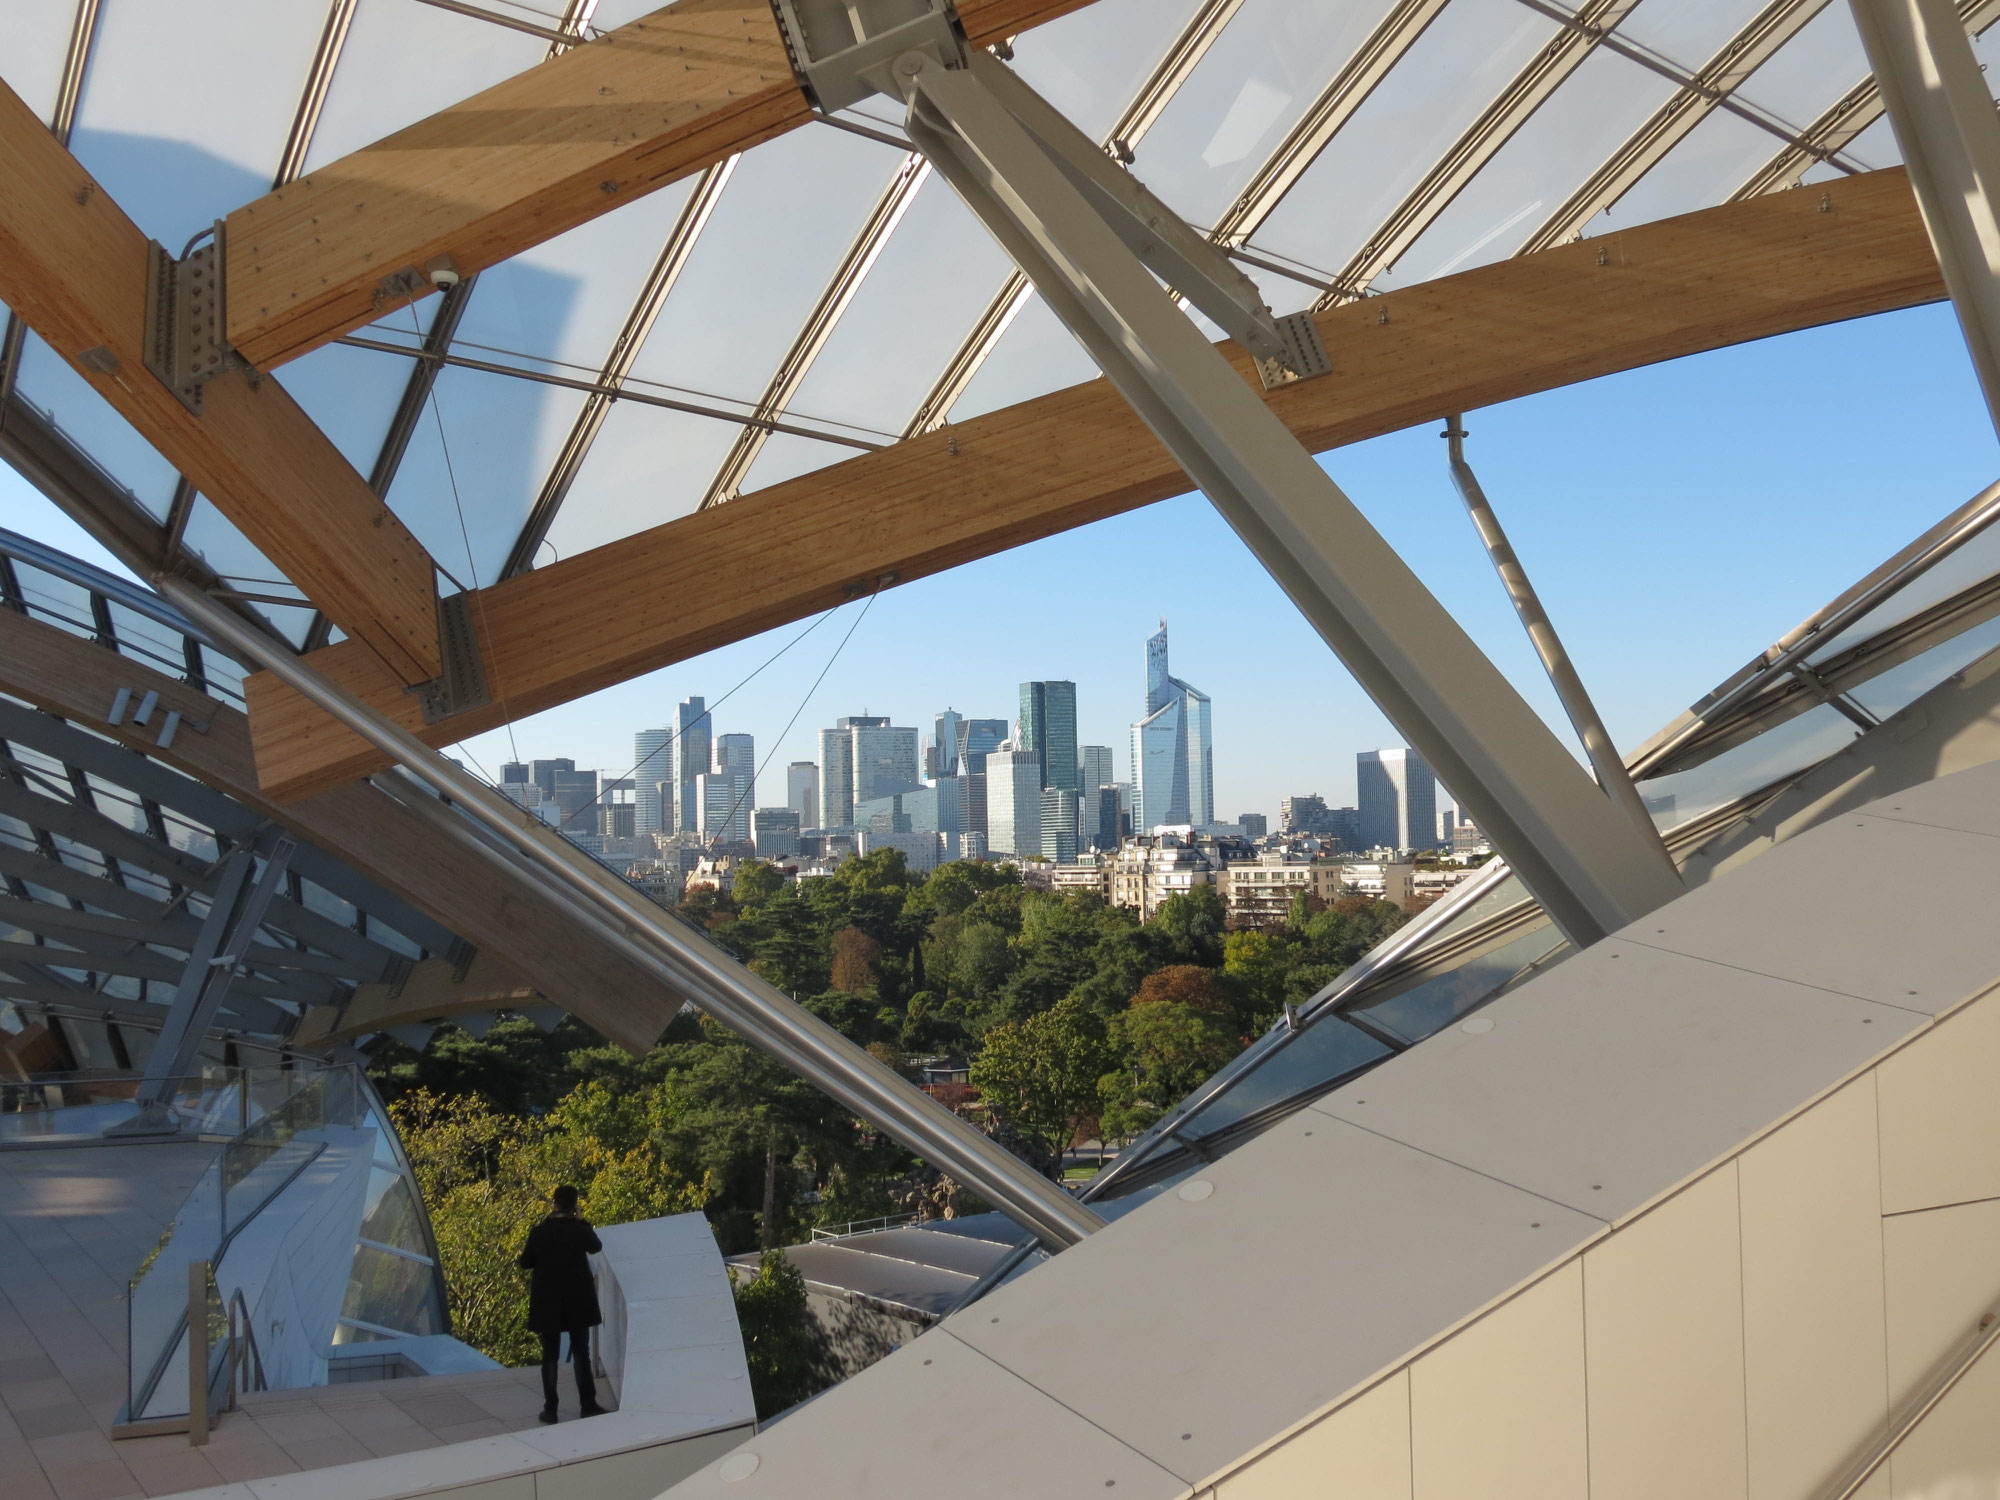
[623,128,905,411]
[450,177,701,372]
[539,401,737,563]
[736,433,856,498]
[11,335,179,520]
[1806,517,2000,662]
[177,499,316,648]
[1847,613,2000,721]
[944,293,1098,424]
[1730,2,1869,131]
[1353,921,1567,1042]
[69,0,326,251]
[1008,0,1211,141]
[279,342,409,478]
[383,364,587,587]
[1615,0,1776,73]
[11,562,94,638]
[1167,1016,1390,1146]
[302,0,547,171]
[1132,0,1404,232]
[1638,700,1859,830]
[1580,107,1777,239]
[773,174,1015,439]
[0,1,77,124]
[1378,48,1679,290]
[1246,0,1559,276]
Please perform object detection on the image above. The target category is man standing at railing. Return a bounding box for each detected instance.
[518,1184,608,1423]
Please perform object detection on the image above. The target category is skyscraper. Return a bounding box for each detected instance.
[934,709,965,778]
[817,716,913,827]
[1357,748,1439,853]
[633,727,673,834]
[1040,787,1079,864]
[1078,744,1114,795]
[675,697,711,837]
[1130,621,1213,833]
[956,718,1008,773]
[530,758,573,798]
[986,744,1043,858]
[1019,681,1079,793]
[787,761,819,829]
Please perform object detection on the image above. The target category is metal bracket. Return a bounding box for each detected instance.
[142,226,250,415]
[1255,311,1331,391]
[382,954,415,998]
[770,0,967,113]
[412,590,491,724]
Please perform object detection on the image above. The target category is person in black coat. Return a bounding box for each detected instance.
[517,1184,607,1422]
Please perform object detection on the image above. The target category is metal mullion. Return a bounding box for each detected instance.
[276,0,359,187]
[1209,0,1455,249]
[903,0,1257,437]
[1313,0,1644,312]
[1732,0,2000,197]
[698,152,932,509]
[501,157,738,578]
[1518,0,1831,254]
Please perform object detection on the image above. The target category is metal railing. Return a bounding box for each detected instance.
[810,1212,921,1241]
[1822,1309,2000,1499]
[1,1069,260,1144]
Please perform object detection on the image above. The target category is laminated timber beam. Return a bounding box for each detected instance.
[221,0,1098,371]
[244,167,1947,802]
[0,80,442,685]
[291,949,545,1048]
[0,606,679,1053]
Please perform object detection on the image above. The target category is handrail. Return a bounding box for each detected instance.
[1822,1309,2000,1500]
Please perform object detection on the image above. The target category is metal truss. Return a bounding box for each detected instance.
[1733,0,2000,198]
[902,0,1254,438]
[1518,0,1833,254]
[502,157,739,576]
[1313,0,1642,311]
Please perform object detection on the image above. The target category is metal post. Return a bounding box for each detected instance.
[1443,420,1673,864]
[1849,0,2000,434]
[893,51,1682,945]
[115,832,296,1135]
[154,577,1104,1252]
[187,1260,209,1447]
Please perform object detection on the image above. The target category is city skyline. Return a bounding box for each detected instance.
[6,304,1992,825]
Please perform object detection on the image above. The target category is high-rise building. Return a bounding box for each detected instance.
[1040,787,1080,864]
[1090,786,1122,852]
[934,710,965,778]
[1019,681,1079,795]
[1130,621,1212,833]
[1078,743,1113,795]
[501,762,530,786]
[714,733,755,805]
[697,771,751,844]
[676,698,712,837]
[1357,748,1440,853]
[957,718,1008,774]
[752,808,802,858]
[551,768,598,828]
[818,716,885,828]
[1239,812,1268,839]
[530,758,574,798]
[986,744,1043,858]
[633,728,673,834]
[787,761,819,829]
[851,722,919,807]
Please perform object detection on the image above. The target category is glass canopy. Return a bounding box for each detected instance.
[1,0,1975,638]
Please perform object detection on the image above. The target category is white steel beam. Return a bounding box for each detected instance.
[1852,0,2000,432]
[898,49,1684,945]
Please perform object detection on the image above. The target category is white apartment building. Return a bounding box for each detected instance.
[1336,859,1418,910]
[1222,851,1344,927]
[1108,834,1214,920]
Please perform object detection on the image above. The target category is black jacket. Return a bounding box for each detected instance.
[518,1214,603,1334]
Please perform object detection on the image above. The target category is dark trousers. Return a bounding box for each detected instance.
[538,1327,597,1412]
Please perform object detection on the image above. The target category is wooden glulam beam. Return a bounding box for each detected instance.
[291,950,545,1048]
[243,168,1947,803]
[222,0,1099,371]
[0,606,679,1054]
[0,81,443,685]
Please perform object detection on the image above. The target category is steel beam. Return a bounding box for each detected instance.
[120,831,296,1131]
[158,575,1105,1252]
[897,49,1683,946]
[1851,0,2000,433]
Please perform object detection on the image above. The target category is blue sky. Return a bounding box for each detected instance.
[4,299,1996,821]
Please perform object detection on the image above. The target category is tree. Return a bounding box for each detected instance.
[1223,929,1293,1032]
[970,995,1114,1173]
[732,1250,822,1418]
[1131,964,1231,1014]
[731,859,787,907]
[1100,1001,1239,1141]
[1148,884,1228,966]
[950,921,1014,1010]
[828,925,883,994]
